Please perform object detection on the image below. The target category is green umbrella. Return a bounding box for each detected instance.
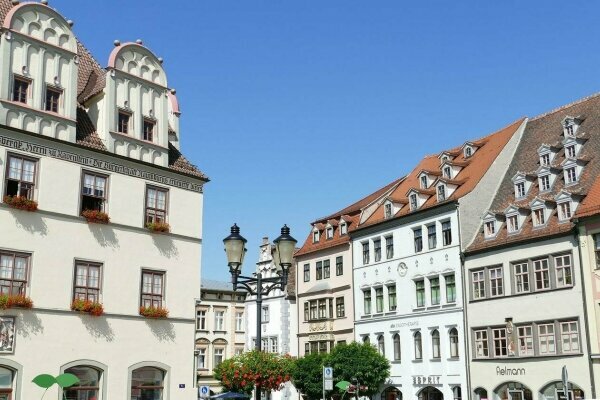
[336,381,351,391]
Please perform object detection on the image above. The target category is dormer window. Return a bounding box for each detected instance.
[484,220,496,238]
[533,208,545,227]
[45,86,62,113]
[539,175,550,192]
[540,153,550,166]
[326,226,334,240]
[409,194,418,211]
[565,145,576,159]
[437,185,446,202]
[340,222,347,236]
[118,110,131,134]
[563,117,580,137]
[384,203,392,219]
[312,230,320,243]
[565,125,574,137]
[12,76,30,104]
[515,182,526,199]
[558,201,572,221]
[143,118,155,142]
[507,215,519,233]
[443,166,451,179]
[441,155,449,162]
[420,176,428,189]
[464,146,473,158]
[565,167,577,185]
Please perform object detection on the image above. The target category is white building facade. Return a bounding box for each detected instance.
[0,1,207,399]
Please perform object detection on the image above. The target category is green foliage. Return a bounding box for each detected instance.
[32,374,56,389]
[214,350,295,394]
[290,352,326,400]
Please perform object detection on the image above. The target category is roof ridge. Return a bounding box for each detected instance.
[530,91,600,121]
[77,39,104,72]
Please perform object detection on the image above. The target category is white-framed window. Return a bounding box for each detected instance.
[414,331,422,360]
[534,258,550,290]
[196,309,207,330]
[377,335,385,355]
[443,166,452,179]
[507,215,519,233]
[215,310,225,331]
[197,348,207,369]
[388,284,397,311]
[555,254,573,287]
[414,228,423,253]
[493,328,507,357]
[539,175,550,191]
[474,330,488,358]
[362,242,370,265]
[270,337,279,353]
[410,194,418,210]
[515,181,526,198]
[484,220,496,237]
[363,289,372,314]
[415,280,425,307]
[262,306,269,323]
[431,330,441,359]
[420,175,428,189]
[540,153,550,166]
[514,262,530,293]
[312,230,320,243]
[428,225,437,249]
[430,277,440,305]
[326,227,333,239]
[561,321,579,353]
[442,220,452,245]
[465,146,473,158]
[385,236,394,259]
[446,274,456,303]
[235,311,244,331]
[565,167,577,184]
[393,334,401,361]
[533,208,546,227]
[517,326,534,356]
[565,124,575,137]
[566,145,576,158]
[374,239,382,262]
[340,222,347,235]
[558,201,572,221]
[472,270,485,299]
[538,324,556,354]
[384,203,392,219]
[489,267,503,297]
[438,185,446,202]
[375,287,384,313]
[449,328,459,358]
[214,348,225,367]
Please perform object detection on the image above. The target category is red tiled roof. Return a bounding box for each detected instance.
[359,118,525,230]
[575,176,600,219]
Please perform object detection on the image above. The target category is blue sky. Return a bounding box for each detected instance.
[55,0,600,282]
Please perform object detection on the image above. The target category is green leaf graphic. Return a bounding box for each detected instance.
[55,373,79,388]
[32,374,56,388]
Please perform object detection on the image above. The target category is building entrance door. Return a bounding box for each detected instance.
[509,390,524,400]
[418,386,443,400]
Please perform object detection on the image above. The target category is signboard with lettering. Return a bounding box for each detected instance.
[323,367,333,392]
[412,376,441,385]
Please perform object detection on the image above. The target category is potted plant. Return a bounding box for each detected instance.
[146,221,170,233]
[71,299,104,316]
[139,305,169,318]
[3,195,38,211]
[0,294,33,309]
[81,209,110,224]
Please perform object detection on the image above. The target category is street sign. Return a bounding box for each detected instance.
[325,380,333,391]
[323,366,334,398]
[200,385,210,399]
[324,367,333,380]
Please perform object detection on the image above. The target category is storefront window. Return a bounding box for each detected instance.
[474,388,488,400]
[64,366,100,400]
[131,367,164,400]
[419,386,443,400]
[494,382,532,400]
[540,382,584,400]
[0,367,13,400]
[382,387,402,400]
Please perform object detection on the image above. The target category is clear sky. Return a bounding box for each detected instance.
[54,0,600,282]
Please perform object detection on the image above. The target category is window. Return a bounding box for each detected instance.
[309,301,317,320]
[235,347,243,356]
[431,330,441,359]
[316,261,323,280]
[215,310,225,330]
[472,270,485,299]
[484,220,496,237]
[340,223,347,235]
[323,260,330,279]
[443,166,452,179]
[393,334,401,361]
[305,343,310,355]
[270,337,279,353]
[465,147,472,157]
[73,261,101,302]
[375,287,384,313]
[143,118,155,142]
[420,175,428,189]
[303,264,310,282]
[533,208,545,226]
[384,203,392,219]
[489,267,503,297]
[374,239,382,262]
[507,215,519,233]
[534,259,550,290]
[538,324,556,354]
[516,181,526,198]
[377,335,385,355]
[446,274,456,303]
[12,76,29,103]
[565,124,575,136]
[43,86,62,113]
[442,221,452,246]
[566,145,576,158]
[555,254,573,287]
[414,228,423,253]
[313,230,319,243]
[518,326,533,356]
[65,366,100,400]
[474,330,488,358]
[318,299,327,319]
[565,167,577,184]
[438,185,446,202]
[414,332,422,360]
[428,225,437,249]
[140,270,164,308]
[145,186,168,224]
[118,110,131,134]
[362,336,370,345]
[410,194,418,210]
[363,290,372,314]
[514,262,530,293]
[131,367,164,400]
[415,280,425,307]
[196,310,207,330]
[453,387,462,400]
[449,328,459,358]
[5,154,36,200]
[318,341,328,354]
[214,348,225,367]
[595,235,600,269]
[493,328,507,357]
[362,242,370,265]
[326,227,333,239]
[336,297,345,318]
[236,311,244,331]
[385,236,393,259]
[336,256,343,276]
[540,175,550,191]
[81,172,107,213]
[430,277,440,305]
[197,348,207,369]
[0,252,28,296]
[561,321,579,353]
[262,306,269,323]
[540,153,550,166]
[559,202,572,221]
[388,285,397,311]
[304,302,309,321]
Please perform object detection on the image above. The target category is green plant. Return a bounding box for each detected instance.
[3,195,38,211]
[81,209,110,224]
[32,373,79,399]
[139,305,169,318]
[146,221,170,233]
[0,294,33,309]
[71,299,104,316]
[291,352,326,400]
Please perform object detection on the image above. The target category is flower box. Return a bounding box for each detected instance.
[146,221,170,233]
[82,209,110,224]
[139,305,169,318]
[0,294,33,310]
[71,299,104,316]
[3,195,38,211]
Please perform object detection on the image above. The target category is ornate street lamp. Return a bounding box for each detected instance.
[223,224,297,400]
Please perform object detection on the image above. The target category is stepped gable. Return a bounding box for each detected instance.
[467,92,600,253]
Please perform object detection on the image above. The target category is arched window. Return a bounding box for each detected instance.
[474,388,488,400]
[64,366,100,400]
[414,331,422,360]
[363,335,370,345]
[453,386,462,400]
[0,367,14,398]
[393,334,401,361]
[449,328,459,358]
[382,387,402,400]
[131,367,164,400]
[431,330,440,359]
[377,335,385,355]
[419,386,443,400]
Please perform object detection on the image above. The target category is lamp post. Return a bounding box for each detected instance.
[223,223,297,400]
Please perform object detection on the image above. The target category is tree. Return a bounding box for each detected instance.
[327,342,390,397]
[214,350,295,394]
[291,352,327,400]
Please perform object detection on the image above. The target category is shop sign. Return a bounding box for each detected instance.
[412,376,441,385]
[496,366,526,376]
[390,321,419,329]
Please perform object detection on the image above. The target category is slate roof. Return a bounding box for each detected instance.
[201,279,236,292]
[467,92,600,253]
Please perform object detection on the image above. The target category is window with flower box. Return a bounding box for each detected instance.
[5,154,37,200]
[73,261,101,302]
[81,172,108,213]
[0,251,29,296]
[145,186,168,224]
[140,270,164,308]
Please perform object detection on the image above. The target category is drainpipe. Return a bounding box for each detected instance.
[573,222,596,398]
